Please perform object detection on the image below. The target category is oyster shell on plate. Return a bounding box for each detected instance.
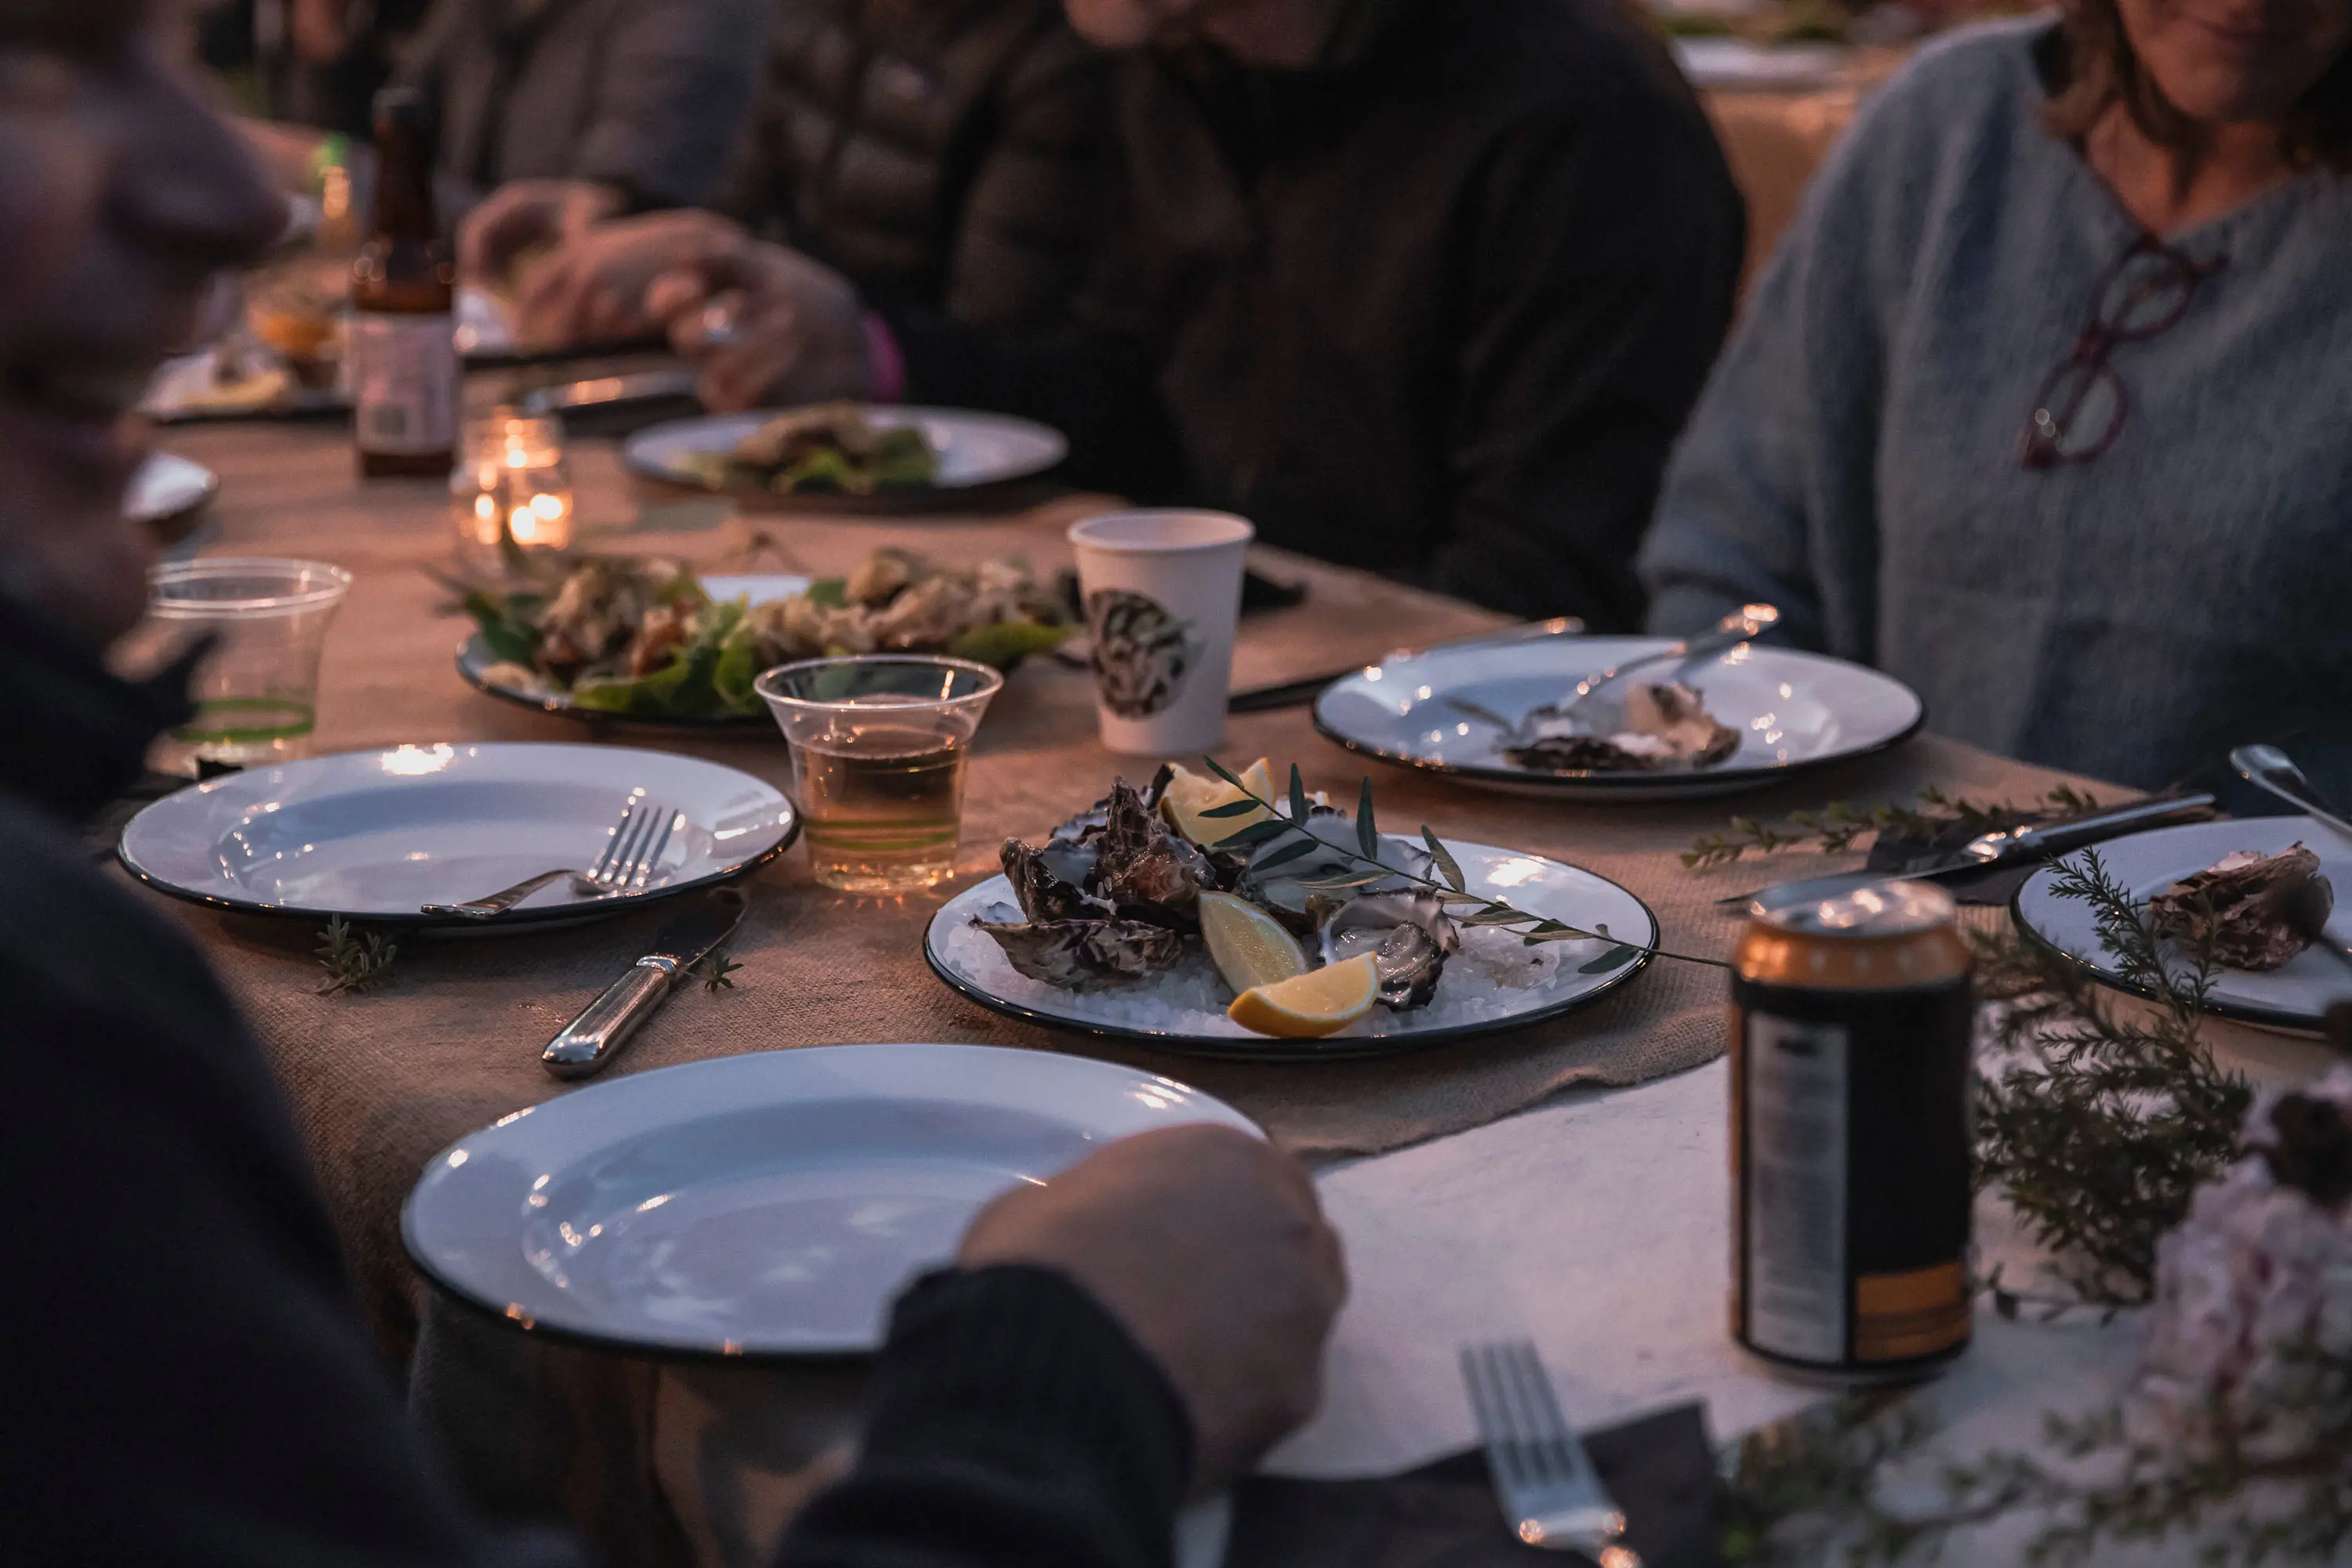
[1317,891,1461,1009]
[2149,844,2333,971]
[1504,681,1740,775]
[971,902,1185,991]
[1237,811,1432,931]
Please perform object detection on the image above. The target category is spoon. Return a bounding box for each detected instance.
[1446,602,1780,741]
[2230,745,2352,843]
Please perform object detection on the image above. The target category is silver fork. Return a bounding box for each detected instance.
[1460,1340,1639,1563]
[419,800,678,919]
[1448,604,1778,743]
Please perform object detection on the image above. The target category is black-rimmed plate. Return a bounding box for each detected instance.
[2013,815,2352,1034]
[401,1044,1256,1358]
[923,840,1657,1061]
[118,741,797,929]
[1312,636,1925,801]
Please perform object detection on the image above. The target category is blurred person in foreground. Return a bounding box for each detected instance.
[1639,2,2352,787]
[466,0,1113,330]
[0,13,1344,1566]
[504,0,1747,629]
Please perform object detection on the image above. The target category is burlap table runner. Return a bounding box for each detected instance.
[147,423,2091,1353]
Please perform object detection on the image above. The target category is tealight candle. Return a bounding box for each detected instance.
[454,409,573,564]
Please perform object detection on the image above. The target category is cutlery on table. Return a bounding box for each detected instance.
[1712,791,2220,909]
[516,368,699,418]
[1460,1339,1637,1564]
[2230,744,2352,841]
[419,800,677,918]
[1446,603,1777,739]
[1225,617,1588,715]
[542,887,747,1080]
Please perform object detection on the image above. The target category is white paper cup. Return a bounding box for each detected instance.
[1068,508,1254,757]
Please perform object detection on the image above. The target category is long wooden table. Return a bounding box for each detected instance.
[136,416,2157,1566]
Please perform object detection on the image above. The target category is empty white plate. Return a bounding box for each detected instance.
[118,742,797,927]
[2014,815,2352,1033]
[1313,636,1925,801]
[625,406,1067,500]
[401,1044,1257,1356]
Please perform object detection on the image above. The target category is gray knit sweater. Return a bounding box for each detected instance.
[1639,18,2352,787]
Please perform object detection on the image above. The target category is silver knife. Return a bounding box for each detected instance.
[1714,792,2219,909]
[542,887,746,1080]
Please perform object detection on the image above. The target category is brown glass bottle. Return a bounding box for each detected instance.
[350,88,457,477]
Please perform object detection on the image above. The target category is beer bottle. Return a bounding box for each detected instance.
[350,88,456,477]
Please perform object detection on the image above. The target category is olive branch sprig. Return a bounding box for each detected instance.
[1193,758,1728,972]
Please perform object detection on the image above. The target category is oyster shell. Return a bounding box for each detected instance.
[1504,681,1739,775]
[1318,892,1462,1010]
[1002,838,1112,924]
[971,903,1184,990]
[1094,780,1209,927]
[2149,845,2332,971]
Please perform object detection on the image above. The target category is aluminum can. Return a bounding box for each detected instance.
[1730,879,1973,1377]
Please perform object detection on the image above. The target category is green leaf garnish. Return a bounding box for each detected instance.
[1421,827,1466,892]
[1287,763,1311,825]
[1197,797,1265,818]
[1356,778,1379,859]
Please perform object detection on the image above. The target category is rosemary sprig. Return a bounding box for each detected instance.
[1683,785,2106,869]
[695,945,744,993]
[315,916,399,996]
[1196,759,1727,971]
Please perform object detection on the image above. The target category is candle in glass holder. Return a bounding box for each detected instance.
[454,409,573,565]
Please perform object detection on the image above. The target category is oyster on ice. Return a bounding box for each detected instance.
[2149,844,2332,971]
[971,903,1185,990]
[1504,681,1740,775]
[1318,892,1461,1009]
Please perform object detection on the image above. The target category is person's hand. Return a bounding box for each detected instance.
[461,178,624,295]
[958,1124,1346,1490]
[507,205,737,349]
[647,238,873,411]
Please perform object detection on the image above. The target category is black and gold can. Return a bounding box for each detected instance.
[1730,879,1974,1378]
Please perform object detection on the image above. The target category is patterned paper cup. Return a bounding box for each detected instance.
[1068,509,1254,757]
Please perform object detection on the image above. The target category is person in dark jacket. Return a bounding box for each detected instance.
[461,0,1111,329]
[0,5,1343,1563]
[401,0,773,210]
[512,0,1746,628]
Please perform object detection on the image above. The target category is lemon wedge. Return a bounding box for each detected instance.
[1160,758,1277,848]
[1200,891,1309,994]
[1228,953,1380,1039]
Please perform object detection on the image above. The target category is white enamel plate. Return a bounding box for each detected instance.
[123,451,220,528]
[118,742,797,927]
[925,840,1657,1060]
[2014,815,2352,1033]
[401,1044,1257,1356]
[624,406,1068,503]
[1314,637,1925,801]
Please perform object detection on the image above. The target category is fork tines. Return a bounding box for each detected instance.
[1459,1339,1632,1559]
[590,800,678,893]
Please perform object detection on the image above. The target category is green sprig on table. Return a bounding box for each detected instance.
[315,916,399,996]
[1197,759,1728,971]
[695,946,745,993]
[1682,784,2106,869]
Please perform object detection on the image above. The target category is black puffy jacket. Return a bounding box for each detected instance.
[726,0,1114,327]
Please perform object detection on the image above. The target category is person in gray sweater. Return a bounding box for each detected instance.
[1639,5,2352,788]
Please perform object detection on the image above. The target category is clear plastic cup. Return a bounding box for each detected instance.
[139,557,352,775]
[757,655,1004,893]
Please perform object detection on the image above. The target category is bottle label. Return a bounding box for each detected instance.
[351,314,456,456]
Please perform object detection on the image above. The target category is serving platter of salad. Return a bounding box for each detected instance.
[457,548,1075,729]
[623,403,1067,509]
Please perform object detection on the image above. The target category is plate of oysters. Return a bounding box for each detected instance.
[1313,631,1924,801]
[924,760,1658,1060]
[2013,816,2352,1033]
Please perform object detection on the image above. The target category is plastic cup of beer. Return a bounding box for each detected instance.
[132,557,352,775]
[757,655,1004,893]
[1067,508,1254,757]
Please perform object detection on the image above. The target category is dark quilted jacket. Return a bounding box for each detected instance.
[725,0,1112,327]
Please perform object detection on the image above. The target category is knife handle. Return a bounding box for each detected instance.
[2013,791,2218,857]
[542,957,678,1081]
